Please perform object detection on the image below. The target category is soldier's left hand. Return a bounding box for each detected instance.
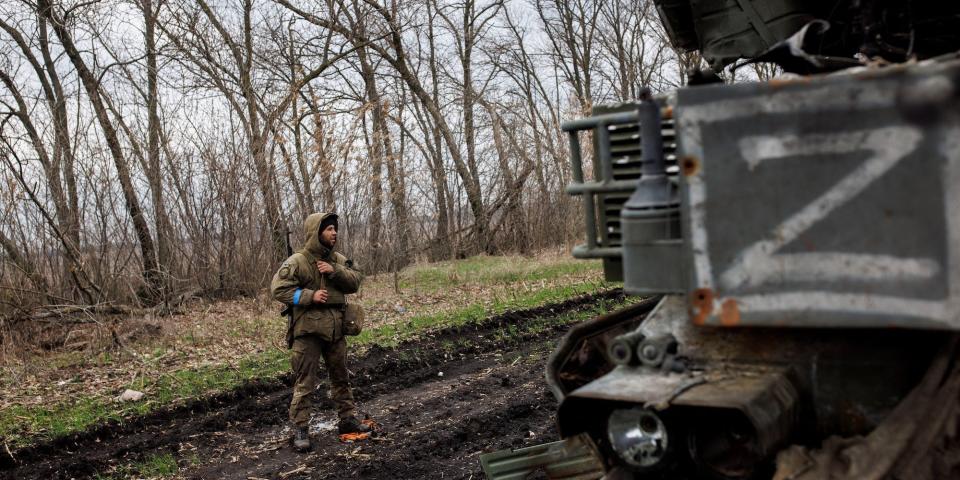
[317,261,334,274]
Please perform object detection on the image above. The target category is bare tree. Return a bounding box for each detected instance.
[0,0,682,317]
[141,0,174,300]
[752,62,782,81]
[596,0,672,99]
[0,12,95,301]
[278,0,496,255]
[39,0,164,299]
[534,0,601,113]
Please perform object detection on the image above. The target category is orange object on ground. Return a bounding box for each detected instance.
[338,418,378,442]
[339,432,371,442]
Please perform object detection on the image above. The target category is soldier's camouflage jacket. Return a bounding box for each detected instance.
[270,212,362,341]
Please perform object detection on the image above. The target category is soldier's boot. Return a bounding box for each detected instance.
[338,416,372,434]
[293,426,311,451]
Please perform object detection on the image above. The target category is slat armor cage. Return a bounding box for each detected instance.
[564,102,678,281]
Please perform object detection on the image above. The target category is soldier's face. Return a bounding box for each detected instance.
[320,225,337,248]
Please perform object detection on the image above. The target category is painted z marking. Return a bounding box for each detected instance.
[720,127,934,290]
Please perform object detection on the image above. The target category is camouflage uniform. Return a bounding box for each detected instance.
[271,212,363,427]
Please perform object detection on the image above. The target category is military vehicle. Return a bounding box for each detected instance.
[481,1,960,479]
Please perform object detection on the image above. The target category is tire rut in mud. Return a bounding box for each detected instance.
[1,289,625,479]
[189,335,562,479]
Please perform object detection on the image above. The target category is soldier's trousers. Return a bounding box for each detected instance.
[289,334,356,426]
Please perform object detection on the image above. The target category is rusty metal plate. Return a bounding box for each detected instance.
[676,59,960,329]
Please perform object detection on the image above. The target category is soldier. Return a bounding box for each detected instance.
[271,212,371,452]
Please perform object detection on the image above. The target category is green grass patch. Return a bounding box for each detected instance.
[350,280,615,349]
[487,294,641,347]
[398,255,599,292]
[0,349,291,449]
[93,452,179,479]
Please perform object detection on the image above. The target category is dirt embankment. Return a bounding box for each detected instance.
[1,289,625,480]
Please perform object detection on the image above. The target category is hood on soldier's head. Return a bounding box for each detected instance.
[302,212,338,257]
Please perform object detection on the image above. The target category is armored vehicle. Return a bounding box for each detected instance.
[482,1,960,479]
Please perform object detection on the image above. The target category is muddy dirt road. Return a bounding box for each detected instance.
[2,290,625,479]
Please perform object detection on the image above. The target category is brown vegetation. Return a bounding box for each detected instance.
[0,0,693,319]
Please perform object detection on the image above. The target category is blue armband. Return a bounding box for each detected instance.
[293,288,303,305]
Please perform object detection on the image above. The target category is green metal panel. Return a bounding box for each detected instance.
[479,433,605,480]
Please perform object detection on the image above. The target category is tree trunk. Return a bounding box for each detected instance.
[361,110,385,270]
[143,0,173,300]
[369,1,489,256]
[307,84,337,212]
[238,0,286,261]
[356,42,410,267]
[485,105,529,253]
[288,52,315,215]
[41,0,161,299]
[425,2,452,258]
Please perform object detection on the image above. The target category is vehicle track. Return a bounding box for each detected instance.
[1,289,626,479]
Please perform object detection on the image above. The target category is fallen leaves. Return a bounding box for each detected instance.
[0,252,604,448]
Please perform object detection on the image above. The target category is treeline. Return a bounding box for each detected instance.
[0,0,694,317]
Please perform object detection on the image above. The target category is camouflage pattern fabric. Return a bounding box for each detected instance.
[270,212,363,342]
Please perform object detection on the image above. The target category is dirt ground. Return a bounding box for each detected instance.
[1,290,625,479]
[0,252,604,422]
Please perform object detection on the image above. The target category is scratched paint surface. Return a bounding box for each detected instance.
[675,60,960,329]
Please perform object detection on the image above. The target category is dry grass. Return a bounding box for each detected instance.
[0,250,606,447]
